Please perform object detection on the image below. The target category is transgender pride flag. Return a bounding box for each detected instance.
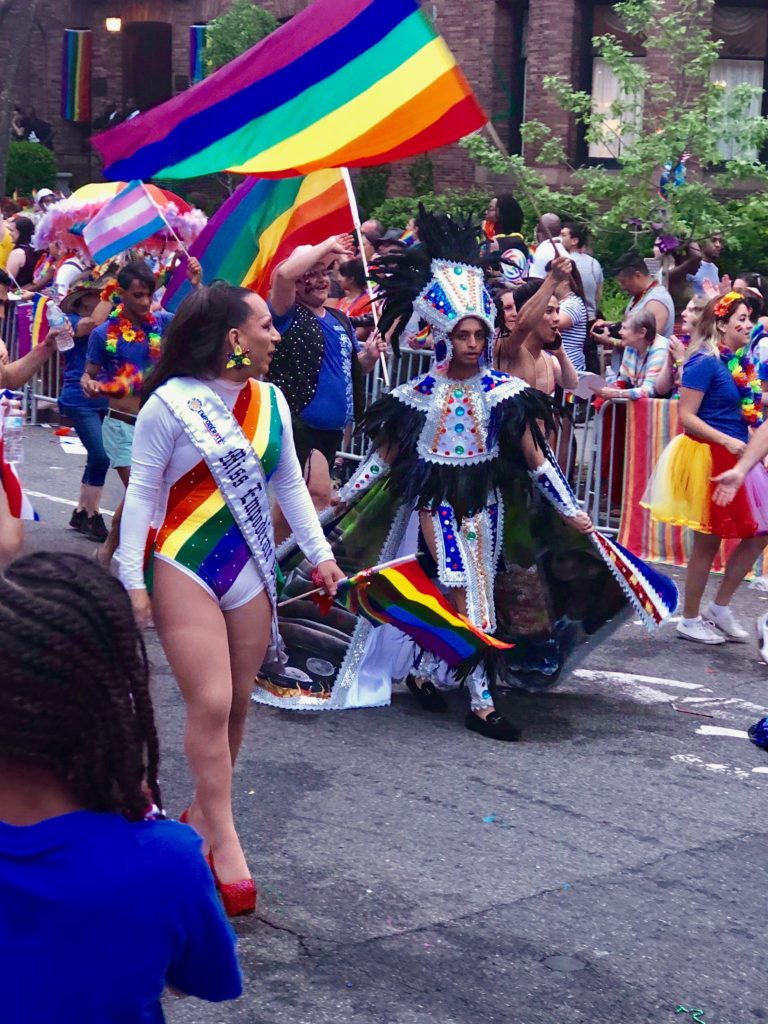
[83,180,167,263]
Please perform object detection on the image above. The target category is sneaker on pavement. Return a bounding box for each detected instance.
[756,613,768,665]
[704,602,749,643]
[69,508,87,532]
[676,617,726,644]
[84,512,109,543]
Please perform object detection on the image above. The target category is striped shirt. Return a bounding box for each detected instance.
[618,335,670,399]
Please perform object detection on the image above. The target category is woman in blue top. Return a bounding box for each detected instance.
[643,293,768,644]
[0,552,242,1024]
[59,282,112,541]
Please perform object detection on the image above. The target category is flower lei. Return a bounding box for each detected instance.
[105,303,162,359]
[719,344,764,427]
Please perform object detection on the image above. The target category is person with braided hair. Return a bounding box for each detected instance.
[0,552,242,1023]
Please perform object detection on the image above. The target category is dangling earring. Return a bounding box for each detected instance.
[226,342,252,369]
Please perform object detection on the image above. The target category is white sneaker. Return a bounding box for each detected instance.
[676,617,726,644]
[757,613,768,665]
[704,602,749,642]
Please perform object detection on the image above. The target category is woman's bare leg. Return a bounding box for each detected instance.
[152,560,249,884]
[683,531,722,618]
[224,590,272,764]
[714,535,768,606]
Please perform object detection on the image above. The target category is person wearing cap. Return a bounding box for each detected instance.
[34,188,59,217]
[591,252,675,377]
[267,235,388,531]
[58,282,113,542]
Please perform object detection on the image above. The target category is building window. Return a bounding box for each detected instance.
[588,4,645,162]
[711,6,767,162]
[588,56,644,159]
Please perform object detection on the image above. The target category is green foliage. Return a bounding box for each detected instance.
[203,0,278,74]
[356,166,391,219]
[370,189,490,230]
[4,142,57,196]
[464,0,768,272]
[408,155,435,196]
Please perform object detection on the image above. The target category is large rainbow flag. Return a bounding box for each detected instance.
[335,557,512,677]
[162,170,353,312]
[61,29,92,123]
[92,0,487,181]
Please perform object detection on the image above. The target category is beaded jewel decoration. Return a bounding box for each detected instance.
[225,343,252,370]
[105,304,162,358]
[414,260,496,372]
[718,344,764,427]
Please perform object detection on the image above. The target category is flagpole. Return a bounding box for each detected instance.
[277,553,416,607]
[340,167,390,388]
[143,184,194,261]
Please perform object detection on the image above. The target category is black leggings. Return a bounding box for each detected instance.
[292,418,342,471]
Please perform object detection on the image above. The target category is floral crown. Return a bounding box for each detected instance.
[713,291,744,320]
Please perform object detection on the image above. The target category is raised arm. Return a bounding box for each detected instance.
[0,334,57,390]
[269,234,354,317]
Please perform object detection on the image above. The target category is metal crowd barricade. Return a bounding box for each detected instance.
[327,338,630,535]
[4,300,64,423]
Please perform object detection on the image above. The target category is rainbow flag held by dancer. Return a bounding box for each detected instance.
[162,170,352,312]
[61,29,92,123]
[83,181,167,264]
[92,0,488,182]
[189,24,207,85]
[334,556,512,675]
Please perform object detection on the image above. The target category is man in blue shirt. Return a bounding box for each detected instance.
[81,258,200,565]
[268,235,387,523]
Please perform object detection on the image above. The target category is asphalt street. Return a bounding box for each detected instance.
[15,422,768,1024]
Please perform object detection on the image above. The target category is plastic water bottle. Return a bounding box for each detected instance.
[46,301,74,352]
[2,403,24,464]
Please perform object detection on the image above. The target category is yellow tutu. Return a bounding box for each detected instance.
[641,434,713,532]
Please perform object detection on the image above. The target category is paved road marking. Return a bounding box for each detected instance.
[26,490,115,516]
[695,725,748,739]
[572,669,703,690]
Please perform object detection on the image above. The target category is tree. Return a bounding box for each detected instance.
[4,142,57,196]
[204,0,279,75]
[464,0,768,266]
[0,0,41,191]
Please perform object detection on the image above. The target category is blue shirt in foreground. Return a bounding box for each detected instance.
[59,312,108,410]
[272,304,359,430]
[0,810,242,1023]
[681,351,748,442]
[86,311,173,392]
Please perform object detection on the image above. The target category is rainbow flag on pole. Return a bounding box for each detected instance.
[162,169,352,312]
[335,557,512,676]
[83,180,167,264]
[189,24,207,85]
[92,0,487,181]
[61,29,92,123]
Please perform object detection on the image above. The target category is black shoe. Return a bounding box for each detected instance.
[405,675,448,712]
[464,710,521,742]
[69,508,87,532]
[84,513,109,543]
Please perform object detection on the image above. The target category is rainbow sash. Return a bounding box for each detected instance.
[153,377,283,651]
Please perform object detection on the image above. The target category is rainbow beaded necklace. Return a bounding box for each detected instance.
[719,344,764,428]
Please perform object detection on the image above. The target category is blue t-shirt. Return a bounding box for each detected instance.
[0,811,242,1023]
[86,311,173,395]
[681,351,748,442]
[59,312,108,410]
[272,305,360,431]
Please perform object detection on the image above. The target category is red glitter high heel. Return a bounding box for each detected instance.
[208,852,257,917]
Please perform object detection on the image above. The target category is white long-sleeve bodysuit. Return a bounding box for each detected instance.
[119,377,332,610]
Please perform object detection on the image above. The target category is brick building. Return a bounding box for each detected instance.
[7,1,768,195]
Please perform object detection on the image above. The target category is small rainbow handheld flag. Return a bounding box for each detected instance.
[162,169,352,312]
[333,555,512,677]
[93,0,487,181]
